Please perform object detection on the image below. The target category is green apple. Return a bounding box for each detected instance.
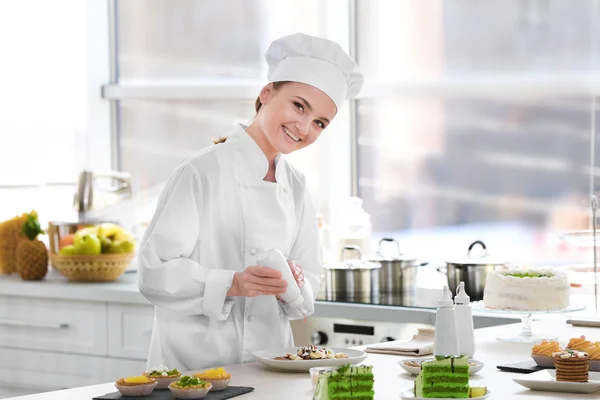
[97,223,122,241]
[74,227,98,246]
[73,234,102,255]
[105,238,135,254]
[59,245,76,255]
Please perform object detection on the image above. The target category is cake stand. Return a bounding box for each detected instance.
[471,301,586,343]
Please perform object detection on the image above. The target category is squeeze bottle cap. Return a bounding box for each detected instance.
[438,286,454,307]
[455,281,470,304]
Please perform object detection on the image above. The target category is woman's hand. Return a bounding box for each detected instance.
[227,266,287,297]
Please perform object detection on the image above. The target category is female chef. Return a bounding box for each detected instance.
[137,33,363,371]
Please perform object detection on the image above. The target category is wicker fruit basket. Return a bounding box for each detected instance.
[50,252,134,282]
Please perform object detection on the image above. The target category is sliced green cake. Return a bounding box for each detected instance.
[313,364,374,400]
[414,356,469,398]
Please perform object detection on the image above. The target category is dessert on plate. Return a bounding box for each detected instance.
[194,367,232,391]
[143,365,181,389]
[114,375,157,397]
[169,376,212,399]
[483,269,569,311]
[414,356,470,398]
[553,350,589,382]
[275,345,347,360]
[313,364,374,399]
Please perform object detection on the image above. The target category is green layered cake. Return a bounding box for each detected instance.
[414,356,469,398]
[313,365,374,400]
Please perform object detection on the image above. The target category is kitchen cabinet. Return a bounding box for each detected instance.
[0,271,154,397]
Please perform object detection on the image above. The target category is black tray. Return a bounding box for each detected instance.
[496,360,550,374]
[93,386,254,399]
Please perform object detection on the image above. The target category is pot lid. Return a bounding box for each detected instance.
[445,240,506,265]
[367,238,416,262]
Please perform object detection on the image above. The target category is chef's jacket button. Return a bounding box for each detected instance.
[247,315,255,322]
[249,248,257,255]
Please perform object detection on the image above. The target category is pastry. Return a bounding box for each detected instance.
[313,364,374,400]
[414,356,469,398]
[194,367,232,391]
[553,350,589,382]
[114,375,157,397]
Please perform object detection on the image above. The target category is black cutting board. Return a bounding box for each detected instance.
[93,386,254,399]
[496,360,551,374]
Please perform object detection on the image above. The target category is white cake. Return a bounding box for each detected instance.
[483,270,570,311]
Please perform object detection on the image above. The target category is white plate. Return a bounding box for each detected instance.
[513,370,600,394]
[400,388,490,399]
[398,358,484,376]
[252,347,367,372]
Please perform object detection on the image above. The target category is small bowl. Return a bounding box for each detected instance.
[309,367,333,389]
[169,382,213,399]
[143,372,182,389]
[531,354,555,368]
[114,379,157,397]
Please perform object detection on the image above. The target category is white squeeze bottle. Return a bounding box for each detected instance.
[433,286,460,356]
[454,281,476,358]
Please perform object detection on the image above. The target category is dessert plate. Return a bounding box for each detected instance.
[400,389,490,399]
[253,347,367,372]
[513,370,600,393]
[398,358,484,376]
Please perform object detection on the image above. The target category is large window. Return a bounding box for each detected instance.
[355,0,600,265]
[106,0,600,266]
[0,0,94,224]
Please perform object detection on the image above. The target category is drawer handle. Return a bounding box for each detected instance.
[0,318,69,329]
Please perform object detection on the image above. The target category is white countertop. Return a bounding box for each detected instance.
[0,269,149,305]
[6,319,600,399]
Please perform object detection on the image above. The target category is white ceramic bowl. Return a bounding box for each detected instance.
[114,380,157,397]
[168,382,213,399]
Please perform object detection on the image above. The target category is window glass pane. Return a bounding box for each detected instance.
[116,0,323,82]
[119,100,253,193]
[0,0,86,186]
[357,96,595,266]
[357,0,595,80]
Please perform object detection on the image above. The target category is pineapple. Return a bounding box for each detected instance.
[16,213,48,281]
[0,211,31,274]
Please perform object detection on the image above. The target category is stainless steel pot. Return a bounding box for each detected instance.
[324,246,381,303]
[438,240,507,301]
[368,238,427,298]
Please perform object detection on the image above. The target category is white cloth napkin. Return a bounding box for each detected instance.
[365,328,434,356]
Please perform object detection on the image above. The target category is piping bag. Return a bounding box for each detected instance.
[257,248,308,322]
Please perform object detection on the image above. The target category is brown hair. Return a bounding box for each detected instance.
[213,81,289,145]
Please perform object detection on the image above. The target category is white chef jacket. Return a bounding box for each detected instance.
[137,124,322,371]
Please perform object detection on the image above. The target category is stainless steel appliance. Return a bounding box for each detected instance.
[323,246,381,302]
[291,317,432,347]
[438,240,508,301]
[367,238,427,303]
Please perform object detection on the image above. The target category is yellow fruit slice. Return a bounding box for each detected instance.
[125,376,151,383]
[469,387,487,398]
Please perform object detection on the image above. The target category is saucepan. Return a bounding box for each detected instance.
[437,240,507,301]
[323,246,381,303]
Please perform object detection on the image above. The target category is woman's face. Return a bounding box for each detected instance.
[257,82,337,154]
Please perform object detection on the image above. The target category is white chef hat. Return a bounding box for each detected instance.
[265,33,364,111]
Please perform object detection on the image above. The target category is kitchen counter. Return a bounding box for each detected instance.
[0,268,517,327]
[5,319,600,399]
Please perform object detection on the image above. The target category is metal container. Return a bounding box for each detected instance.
[438,240,507,301]
[324,246,381,303]
[368,238,427,299]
